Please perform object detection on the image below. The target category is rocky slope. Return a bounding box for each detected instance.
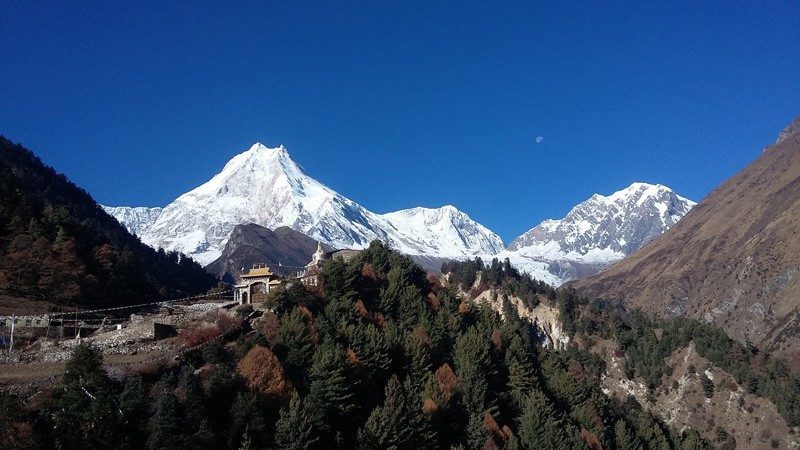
[496,182,695,286]
[575,117,800,356]
[598,343,798,449]
[206,224,325,283]
[106,143,504,266]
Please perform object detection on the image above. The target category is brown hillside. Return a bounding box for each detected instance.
[574,118,800,356]
[206,224,324,282]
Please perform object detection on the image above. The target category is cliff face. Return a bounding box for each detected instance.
[574,118,800,356]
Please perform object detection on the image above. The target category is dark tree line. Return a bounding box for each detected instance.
[0,137,217,304]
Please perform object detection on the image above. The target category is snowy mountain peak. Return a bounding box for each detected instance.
[111,143,504,266]
[509,182,695,254]
[498,182,696,287]
[380,206,505,256]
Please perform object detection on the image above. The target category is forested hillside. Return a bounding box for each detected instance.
[442,257,800,447]
[0,137,217,304]
[1,242,711,449]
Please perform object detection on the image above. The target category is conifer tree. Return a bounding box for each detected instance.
[118,375,148,448]
[308,340,361,438]
[147,390,184,450]
[517,390,575,450]
[275,307,316,384]
[505,335,538,409]
[405,329,433,391]
[275,393,322,450]
[356,376,436,449]
[228,392,269,449]
[345,322,391,381]
[614,419,643,450]
[453,326,492,414]
[53,344,120,448]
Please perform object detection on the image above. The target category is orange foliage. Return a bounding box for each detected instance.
[482,438,501,450]
[582,399,605,430]
[257,312,280,343]
[422,398,438,415]
[427,292,441,312]
[236,346,293,401]
[469,282,489,298]
[94,243,117,270]
[177,322,222,348]
[346,347,362,367]
[297,305,320,344]
[483,411,503,441]
[361,263,377,280]
[374,313,388,330]
[354,299,370,319]
[426,273,441,288]
[212,310,244,335]
[580,428,603,450]
[490,329,502,349]
[434,363,458,402]
[412,326,432,347]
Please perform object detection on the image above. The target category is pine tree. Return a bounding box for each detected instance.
[465,411,487,450]
[275,394,322,450]
[453,327,492,414]
[356,376,436,449]
[274,307,316,384]
[119,376,148,448]
[228,392,269,450]
[345,322,391,381]
[308,340,361,441]
[505,335,538,409]
[516,390,575,450]
[178,367,214,445]
[405,329,433,392]
[614,419,643,450]
[147,390,184,450]
[53,344,120,448]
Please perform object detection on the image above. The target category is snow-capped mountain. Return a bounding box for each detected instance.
[101,206,163,237]
[497,182,696,286]
[105,143,504,266]
[380,206,504,258]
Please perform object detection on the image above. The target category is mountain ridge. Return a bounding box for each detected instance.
[496,182,695,285]
[574,117,800,356]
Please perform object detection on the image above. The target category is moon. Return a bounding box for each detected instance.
[536,136,544,144]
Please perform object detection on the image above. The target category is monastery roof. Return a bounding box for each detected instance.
[242,266,276,278]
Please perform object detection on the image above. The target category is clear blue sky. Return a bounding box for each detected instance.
[2,2,798,243]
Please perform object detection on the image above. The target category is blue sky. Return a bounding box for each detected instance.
[2,2,799,243]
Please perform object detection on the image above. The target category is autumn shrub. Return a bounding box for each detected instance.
[177,322,222,348]
[236,346,293,401]
[435,363,458,402]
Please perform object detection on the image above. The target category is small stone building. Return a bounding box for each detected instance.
[235,264,283,305]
